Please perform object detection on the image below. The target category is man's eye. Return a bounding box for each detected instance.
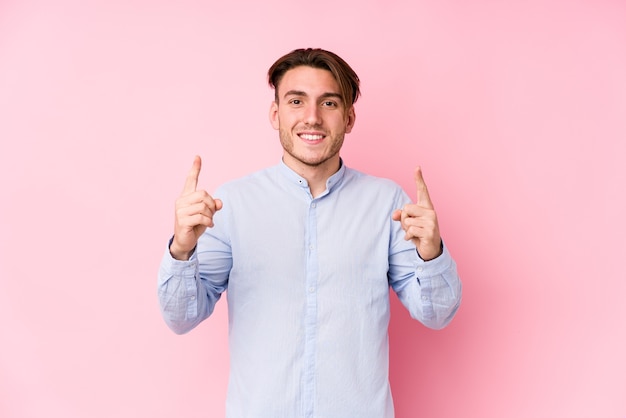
[322,101,337,107]
[290,99,301,105]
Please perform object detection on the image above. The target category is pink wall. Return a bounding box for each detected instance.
[1,0,625,417]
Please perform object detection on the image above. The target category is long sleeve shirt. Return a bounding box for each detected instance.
[158,160,462,418]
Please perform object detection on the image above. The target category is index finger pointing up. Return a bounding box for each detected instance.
[414,166,434,209]
[182,155,202,195]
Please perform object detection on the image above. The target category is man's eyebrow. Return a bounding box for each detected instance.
[283,90,344,102]
[319,92,343,102]
[283,90,307,98]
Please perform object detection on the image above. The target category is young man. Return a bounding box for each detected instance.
[159,48,462,418]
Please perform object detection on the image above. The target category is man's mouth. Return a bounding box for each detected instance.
[298,133,325,142]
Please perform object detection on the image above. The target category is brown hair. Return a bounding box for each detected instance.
[268,48,361,107]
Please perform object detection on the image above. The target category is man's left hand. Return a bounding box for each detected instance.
[392,167,442,261]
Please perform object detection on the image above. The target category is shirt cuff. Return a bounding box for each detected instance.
[158,238,199,284]
[415,241,453,278]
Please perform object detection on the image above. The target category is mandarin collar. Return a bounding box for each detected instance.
[278,158,346,196]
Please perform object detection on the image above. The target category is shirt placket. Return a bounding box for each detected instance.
[302,198,318,418]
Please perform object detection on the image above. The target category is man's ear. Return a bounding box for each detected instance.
[345,106,356,133]
[269,101,279,130]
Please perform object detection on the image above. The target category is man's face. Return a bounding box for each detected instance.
[269,66,356,172]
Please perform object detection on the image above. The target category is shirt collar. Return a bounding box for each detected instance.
[278,158,347,196]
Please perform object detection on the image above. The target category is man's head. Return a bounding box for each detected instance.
[268,48,361,109]
[267,49,360,174]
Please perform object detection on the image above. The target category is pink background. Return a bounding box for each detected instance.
[1,0,625,417]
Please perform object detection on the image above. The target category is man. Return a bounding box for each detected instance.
[158,48,462,418]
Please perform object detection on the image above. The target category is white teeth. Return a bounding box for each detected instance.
[300,134,324,141]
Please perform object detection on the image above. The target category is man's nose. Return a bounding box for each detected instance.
[303,104,322,125]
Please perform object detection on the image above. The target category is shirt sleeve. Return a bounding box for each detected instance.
[158,228,232,334]
[390,243,462,329]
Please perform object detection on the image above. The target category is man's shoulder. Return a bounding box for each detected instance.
[340,166,411,207]
[213,164,280,199]
[344,166,403,191]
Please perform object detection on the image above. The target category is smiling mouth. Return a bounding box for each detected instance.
[298,133,325,142]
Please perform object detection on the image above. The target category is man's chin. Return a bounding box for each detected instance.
[287,153,335,168]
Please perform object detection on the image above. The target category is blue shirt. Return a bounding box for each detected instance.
[158,160,462,418]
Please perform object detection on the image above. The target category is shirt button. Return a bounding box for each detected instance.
[311,203,317,208]
[421,295,428,301]
[417,267,424,273]
[309,287,316,293]
[190,295,196,300]
[309,245,314,251]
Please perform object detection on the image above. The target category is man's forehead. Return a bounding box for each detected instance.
[277,66,340,93]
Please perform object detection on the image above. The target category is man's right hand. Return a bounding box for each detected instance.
[169,156,223,260]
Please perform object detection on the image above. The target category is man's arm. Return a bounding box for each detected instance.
[390,167,462,329]
[157,156,229,334]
